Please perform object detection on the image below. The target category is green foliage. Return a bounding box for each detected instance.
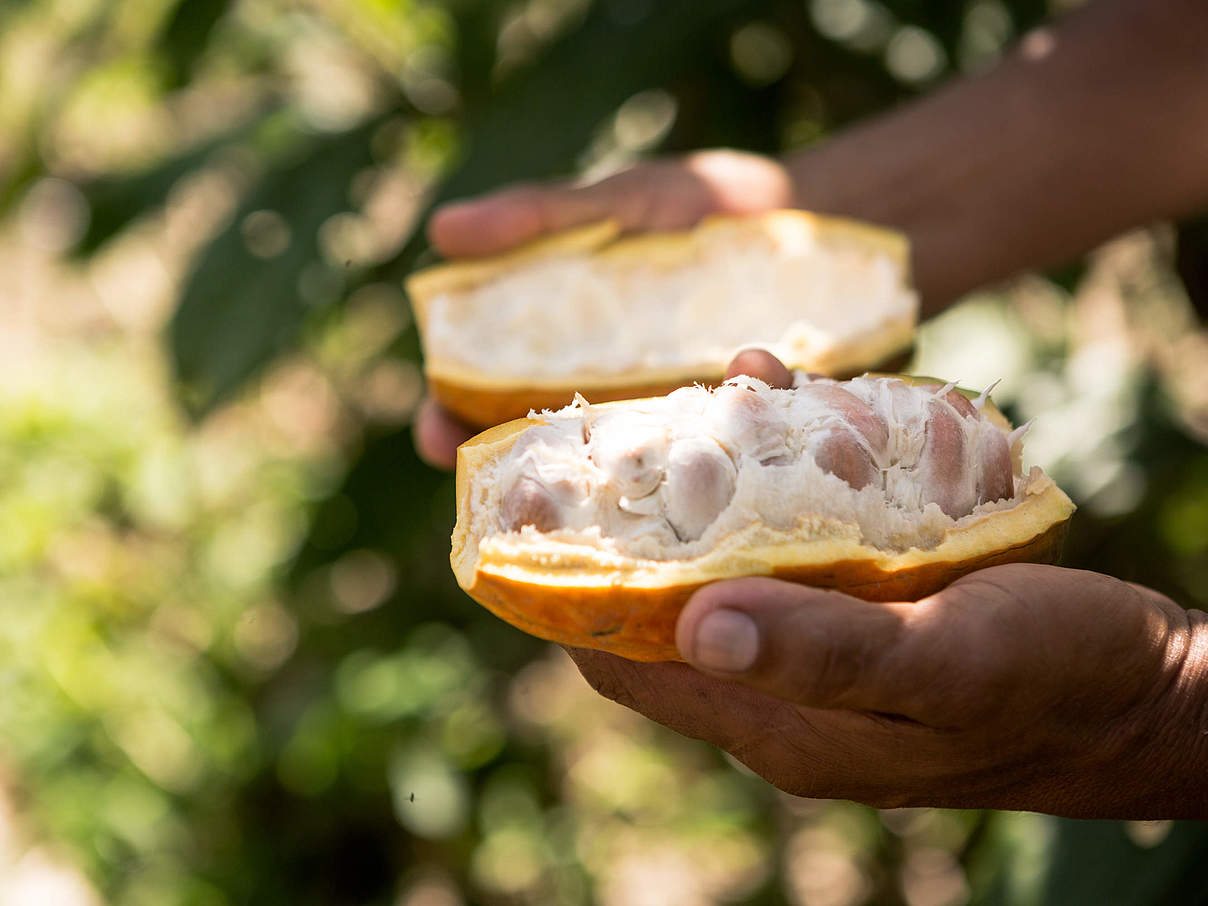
[157,0,237,89]
[1038,821,1208,905]
[169,116,381,415]
[71,108,279,258]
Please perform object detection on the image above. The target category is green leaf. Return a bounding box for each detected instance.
[72,106,278,258]
[448,0,766,190]
[168,119,379,417]
[1175,213,1208,321]
[377,0,777,284]
[157,0,237,89]
[1037,819,1208,905]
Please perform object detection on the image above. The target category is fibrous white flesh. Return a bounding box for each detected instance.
[425,228,915,377]
[470,376,1023,560]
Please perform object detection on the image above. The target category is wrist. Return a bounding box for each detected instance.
[1108,605,1208,819]
[1161,609,1208,816]
[779,115,987,314]
[780,0,1208,317]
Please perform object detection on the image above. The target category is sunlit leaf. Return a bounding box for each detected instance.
[72,102,280,257]
[158,0,237,88]
[169,118,381,417]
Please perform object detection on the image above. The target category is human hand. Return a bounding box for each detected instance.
[433,339,1207,817]
[567,564,1208,819]
[413,150,795,469]
[561,349,1208,819]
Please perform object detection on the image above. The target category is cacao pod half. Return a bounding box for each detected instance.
[451,375,1075,662]
[408,212,917,427]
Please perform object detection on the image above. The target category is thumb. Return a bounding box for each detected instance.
[427,181,614,258]
[676,577,919,715]
[428,151,794,258]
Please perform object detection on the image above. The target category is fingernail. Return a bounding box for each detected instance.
[690,609,759,672]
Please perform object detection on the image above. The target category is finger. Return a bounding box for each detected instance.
[565,647,778,749]
[428,182,621,259]
[428,151,794,259]
[566,646,954,807]
[682,149,794,216]
[413,397,474,470]
[674,568,1140,731]
[724,348,794,388]
[675,577,927,716]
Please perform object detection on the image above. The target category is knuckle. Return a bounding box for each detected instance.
[784,626,874,708]
[905,637,1016,724]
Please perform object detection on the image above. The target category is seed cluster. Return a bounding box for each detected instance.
[496,376,1020,550]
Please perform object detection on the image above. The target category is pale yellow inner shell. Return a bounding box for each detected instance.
[424,227,916,378]
[465,376,1031,562]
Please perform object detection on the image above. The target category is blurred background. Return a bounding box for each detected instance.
[2,0,1208,903]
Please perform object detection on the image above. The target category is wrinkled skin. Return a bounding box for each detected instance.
[569,566,1208,818]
